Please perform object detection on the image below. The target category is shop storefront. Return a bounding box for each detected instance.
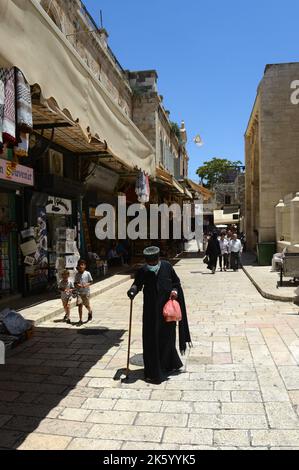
[23,183,83,295]
[0,159,34,299]
[82,165,121,279]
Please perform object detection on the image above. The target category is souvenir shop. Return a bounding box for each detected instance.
[22,138,86,294]
[0,184,22,300]
[0,162,35,299]
[20,188,81,295]
[0,66,34,299]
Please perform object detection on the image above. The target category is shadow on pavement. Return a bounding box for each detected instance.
[0,324,126,449]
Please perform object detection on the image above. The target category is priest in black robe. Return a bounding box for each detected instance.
[127,246,192,384]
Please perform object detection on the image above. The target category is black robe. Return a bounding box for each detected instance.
[131,260,191,382]
[206,238,221,269]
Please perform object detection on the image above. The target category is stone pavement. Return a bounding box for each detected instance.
[1,258,299,450]
[242,264,299,302]
[242,254,299,303]
[17,272,133,325]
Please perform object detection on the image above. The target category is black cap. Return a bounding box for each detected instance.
[143,246,160,260]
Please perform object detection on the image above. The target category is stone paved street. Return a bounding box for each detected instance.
[1,258,299,450]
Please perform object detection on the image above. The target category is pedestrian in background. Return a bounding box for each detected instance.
[219,232,229,271]
[226,229,233,269]
[206,232,221,274]
[229,234,243,271]
[58,270,74,324]
[74,260,93,326]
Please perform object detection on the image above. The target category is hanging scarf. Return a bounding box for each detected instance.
[2,68,16,145]
[0,69,5,146]
[136,170,149,203]
[15,69,32,132]
[145,175,150,200]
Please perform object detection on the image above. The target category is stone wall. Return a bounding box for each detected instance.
[40,0,189,176]
[213,182,237,207]
[259,63,299,242]
[40,0,133,117]
[235,173,245,218]
[129,70,187,174]
[276,193,299,253]
[246,63,299,249]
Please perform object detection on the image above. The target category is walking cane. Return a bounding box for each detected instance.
[125,298,134,380]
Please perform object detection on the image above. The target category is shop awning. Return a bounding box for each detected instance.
[184,187,193,199]
[31,95,132,174]
[156,167,186,196]
[185,179,214,201]
[0,0,155,175]
[213,209,240,225]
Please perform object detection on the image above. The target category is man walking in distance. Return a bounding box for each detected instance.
[229,233,242,272]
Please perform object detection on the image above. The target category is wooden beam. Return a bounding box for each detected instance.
[33,122,73,130]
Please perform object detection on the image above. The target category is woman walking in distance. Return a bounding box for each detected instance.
[206,231,221,274]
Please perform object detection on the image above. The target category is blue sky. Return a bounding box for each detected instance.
[84,0,299,181]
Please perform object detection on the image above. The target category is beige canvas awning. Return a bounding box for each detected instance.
[214,209,240,225]
[156,167,187,196]
[0,0,155,175]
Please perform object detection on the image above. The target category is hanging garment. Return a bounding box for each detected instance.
[15,132,29,157]
[2,68,16,145]
[135,170,149,203]
[145,175,150,200]
[0,69,5,146]
[15,69,33,133]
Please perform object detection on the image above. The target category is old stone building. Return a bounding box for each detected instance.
[129,70,189,179]
[211,169,245,230]
[245,63,299,250]
[39,0,189,179]
[40,0,133,117]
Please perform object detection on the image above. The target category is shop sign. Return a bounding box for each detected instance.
[46,196,72,215]
[86,165,119,193]
[0,159,34,186]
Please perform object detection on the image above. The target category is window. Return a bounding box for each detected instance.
[160,138,164,165]
[41,1,63,32]
[225,195,231,205]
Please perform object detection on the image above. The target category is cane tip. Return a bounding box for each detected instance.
[121,375,129,383]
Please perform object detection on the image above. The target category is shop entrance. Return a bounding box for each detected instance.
[0,191,20,299]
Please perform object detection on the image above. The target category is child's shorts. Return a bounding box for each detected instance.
[76,294,91,308]
[62,296,72,307]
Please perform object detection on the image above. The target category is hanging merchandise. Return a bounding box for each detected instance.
[0,226,9,293]
[2,68,16,145]
[0,70,5,148]
[15,69,33,132]
[0,68,33,156]
[14,69,33,157]
[35,208,48,267]
[15,133,29,158]
[145,174,150,200]
[135,170,150,204]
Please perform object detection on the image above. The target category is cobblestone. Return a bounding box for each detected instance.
[0,258,298,449]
